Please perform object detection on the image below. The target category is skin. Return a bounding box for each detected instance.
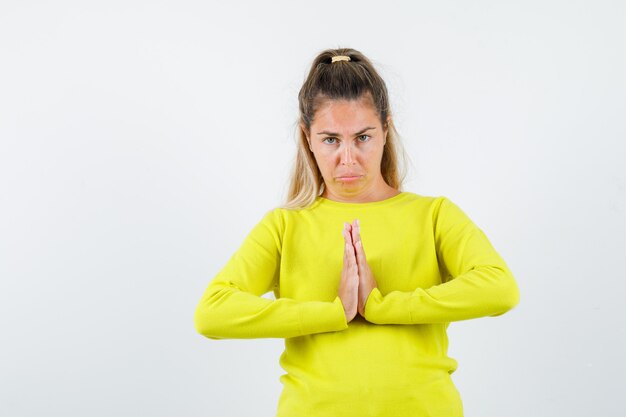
[301,94,400,322]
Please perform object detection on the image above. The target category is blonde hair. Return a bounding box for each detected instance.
[280,47,410,210]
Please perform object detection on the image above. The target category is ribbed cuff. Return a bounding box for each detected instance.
[363,287,383,323]
[298,296,349,335]
[363,287,415,325]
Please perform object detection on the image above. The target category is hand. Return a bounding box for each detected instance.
[349,219,378,317]
[338,222,359,322]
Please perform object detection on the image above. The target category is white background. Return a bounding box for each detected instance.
[1,1,624,416]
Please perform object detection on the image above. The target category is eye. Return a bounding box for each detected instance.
[358,135,371,142]
[323,137,338,144]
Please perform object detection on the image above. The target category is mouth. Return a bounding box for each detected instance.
[337,175,363,183]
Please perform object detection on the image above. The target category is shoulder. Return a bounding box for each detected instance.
[396,191,452,212]
[258,207,286,230]
[398,192,473,225]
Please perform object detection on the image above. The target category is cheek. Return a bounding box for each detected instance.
[364,147,383,161]
[316,151,336,164]
[314,155,333,172]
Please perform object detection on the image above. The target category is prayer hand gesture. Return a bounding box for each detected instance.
[338,219,378,322]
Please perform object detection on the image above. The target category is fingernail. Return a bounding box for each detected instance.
[356,219,360,227]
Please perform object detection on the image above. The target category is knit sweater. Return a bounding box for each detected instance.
[194,191,520,417]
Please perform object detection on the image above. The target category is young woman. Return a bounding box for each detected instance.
[194,47,520,417]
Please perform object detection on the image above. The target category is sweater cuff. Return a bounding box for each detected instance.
[363,287,414,325]
[298,296,348,335]
[363,287,383,323]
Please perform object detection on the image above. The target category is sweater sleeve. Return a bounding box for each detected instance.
[363,197,520,325]
[194,208,348,339]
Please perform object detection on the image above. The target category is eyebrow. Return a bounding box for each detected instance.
[316,127,376,136]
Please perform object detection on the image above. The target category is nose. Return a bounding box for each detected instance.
[341,143,355,165]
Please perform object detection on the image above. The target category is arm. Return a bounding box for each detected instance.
[363,197,520,325]
[194,209,348,339]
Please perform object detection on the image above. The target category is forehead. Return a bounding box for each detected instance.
[312,96,380,128]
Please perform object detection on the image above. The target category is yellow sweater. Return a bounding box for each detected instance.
[194,192,520,416]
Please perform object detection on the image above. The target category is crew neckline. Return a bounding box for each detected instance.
[315,191,410,209]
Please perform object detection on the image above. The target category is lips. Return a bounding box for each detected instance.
[337,174,363,182]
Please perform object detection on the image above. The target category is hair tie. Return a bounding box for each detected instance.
[331,55,351,63]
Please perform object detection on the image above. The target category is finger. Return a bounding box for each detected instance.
[343,223,357,265]
[352,220,366,263]
[345,222,356,252]
[350,220,360,263]
[344,222,354,244]
[351,219,360,247]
